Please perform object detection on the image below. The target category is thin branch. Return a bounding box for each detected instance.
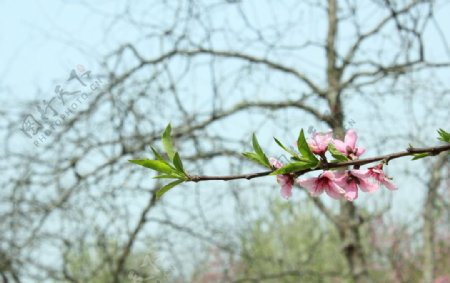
[140,48,325,97]
[113,191,158,283]
[342,1,425,69]
[225,100,332,124]
[187,144,450,182]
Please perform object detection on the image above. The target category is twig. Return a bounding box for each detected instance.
[187,144,450,182]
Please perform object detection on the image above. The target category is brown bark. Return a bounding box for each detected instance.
[326,1,371,282]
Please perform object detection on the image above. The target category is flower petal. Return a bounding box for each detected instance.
[277,175,294,186]
[344,182,358,201]
[326,182,345,199]
[308,143,321,154]
[381,178,397,190]
[280,183,293,199]
[358,177,379,193]
[345,129,357,149]
[350,169,369,179]
[270,158,283,169]
[355,146,366,157]
[310,182,324,196]
[297,177,317,190]
[316,131,332,144]
[321,170,337,180]
[298,177,322,196]
[309,131,333,154]
[333,139,347,153]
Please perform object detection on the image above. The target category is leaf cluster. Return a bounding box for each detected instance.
[129,124,188,198]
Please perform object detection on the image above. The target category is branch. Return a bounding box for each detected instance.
[422,154,448,283]
[130,127,450,199]
[113,191,158,283]
[174,49,325,97]
[342,1,426,69]
[187,144,450,182]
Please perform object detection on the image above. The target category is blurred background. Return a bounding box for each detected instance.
[0,0,449,282]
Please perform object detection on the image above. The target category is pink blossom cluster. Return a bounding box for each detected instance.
[271,129,396,201]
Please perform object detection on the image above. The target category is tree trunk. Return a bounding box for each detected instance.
[423,154,448,283]
[325,0,372,282]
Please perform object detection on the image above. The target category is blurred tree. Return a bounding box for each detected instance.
[58,238,172,283]
[235,199,348,282]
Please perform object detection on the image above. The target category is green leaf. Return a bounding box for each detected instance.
[327,143,349,162]
[242,152,259,162]
[173,152,185,173]
[297,129,318,162]
[270,160,318,175]
[129,159,176,174]
[252,134,270,167]
[412,153,430,160]
[162,124,176,161]
[242,152,270,168]
[150,146,165,162]
[437,129,450,143]
[153,174,183,179]
[291,156,314,162]
[156,179,185,199]
[274,138,298,156]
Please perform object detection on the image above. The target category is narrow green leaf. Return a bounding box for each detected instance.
[150,146,165,161]
[129,159,176,174]
[297,129,318,162]
[252,134,270,167]
[270,160,318,175]
[153,174,183,179]
[173,152,185,173]
[274,138,298,156]
[162,124,176,161]
[327,143,349,162]
[242,152,259,162]
[156,179,185,199]
[150,147,177,171]
[242,152,269,167]
[437,128,450,143]
[291,156,314,162]
[412,153,430,160]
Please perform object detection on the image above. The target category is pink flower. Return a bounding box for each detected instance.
[270,158,295,199]
[333,129,366,159]
[297,171,345,199]
[367,164,396,190]
[335,169,379,201]
[308,130,333,155]
[434,275,450,283]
